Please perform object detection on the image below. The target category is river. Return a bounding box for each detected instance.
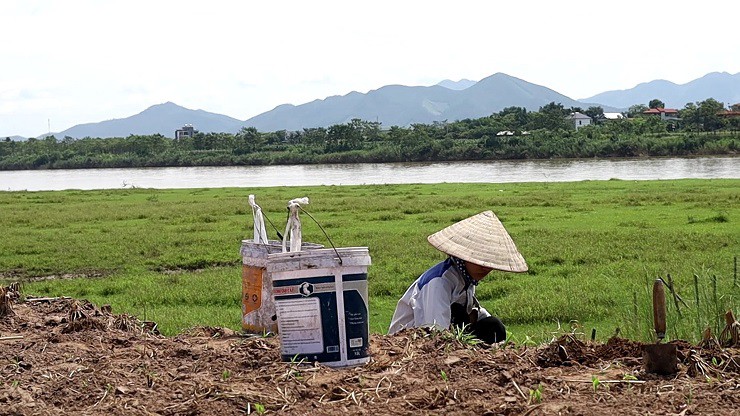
[0,156,737,191]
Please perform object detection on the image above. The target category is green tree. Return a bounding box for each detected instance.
[628,104,648,118]
[234,127,263,153]
[127,134,169,157]
[497,106,529,129]
[584,106,605,122]
[680,103,700,131]
[682,99,726,132]
[528,102,569,131]
[326,123,351,152]
[649,99,665,109]
[264,130,287,146]
[300,127,328,147]
[695,98,727,131]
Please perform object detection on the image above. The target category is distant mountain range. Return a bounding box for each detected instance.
[242,73,617,132]
[580,72,740,109]
[12,71,739,140]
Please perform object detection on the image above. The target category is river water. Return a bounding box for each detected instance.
[0,156,737,191]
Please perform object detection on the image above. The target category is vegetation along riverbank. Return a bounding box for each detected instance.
[1,179,737,343]
[2,100,738,170]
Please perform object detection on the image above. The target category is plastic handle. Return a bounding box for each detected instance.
[653,279,667,340]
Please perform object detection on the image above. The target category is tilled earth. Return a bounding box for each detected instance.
[1,296,738,415]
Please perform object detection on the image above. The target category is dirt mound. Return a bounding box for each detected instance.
[1,296,738,415]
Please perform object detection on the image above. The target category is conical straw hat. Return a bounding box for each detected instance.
[427,211,528,273]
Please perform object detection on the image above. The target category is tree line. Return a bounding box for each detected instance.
[1,98,737,170]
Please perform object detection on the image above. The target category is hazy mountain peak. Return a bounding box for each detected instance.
[147,101,185,110]
[475,72,527,86]
[636,79,678,88]
[47,101,244,139]
[488,72,514,79]
[437,79,477,90]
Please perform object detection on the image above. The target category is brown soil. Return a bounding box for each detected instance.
[1,296,738,416]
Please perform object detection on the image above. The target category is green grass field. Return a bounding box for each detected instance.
[1,179,737,343]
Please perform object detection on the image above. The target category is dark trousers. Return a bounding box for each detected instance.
[451,303,506,344]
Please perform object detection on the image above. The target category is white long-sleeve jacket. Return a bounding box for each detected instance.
[388,258,490,334]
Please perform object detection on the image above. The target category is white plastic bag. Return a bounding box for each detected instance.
[248,194,268,244]
[282,197,309,252]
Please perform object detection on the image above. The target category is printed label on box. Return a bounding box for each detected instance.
[275,297,323,355]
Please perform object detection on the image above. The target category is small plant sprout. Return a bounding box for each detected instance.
[529,384,543,404]
[591,376,601,392]
[289,354,304,365]
[446,324,481,346]
[438,324,481,346]
[520,335,538,347]
[440,370,448,382]
[622,374,638,389]
[221,369,231,381]
[249,402,266,415]
[284,354,306,381]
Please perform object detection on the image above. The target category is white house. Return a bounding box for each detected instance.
[565,112,592,130]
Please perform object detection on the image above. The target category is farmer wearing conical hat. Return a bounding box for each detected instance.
[388,211,528,344]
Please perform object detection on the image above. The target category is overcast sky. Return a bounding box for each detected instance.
[2,0,739,138]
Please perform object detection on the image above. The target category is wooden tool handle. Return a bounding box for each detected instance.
[653,279,667,340]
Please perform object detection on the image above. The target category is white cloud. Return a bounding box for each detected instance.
[1,0,739,137]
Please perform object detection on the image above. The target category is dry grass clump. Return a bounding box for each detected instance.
[0,286,12,317]
[720,310,739,347]
[0,282,20,317]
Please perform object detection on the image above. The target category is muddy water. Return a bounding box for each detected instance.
[1,156,737,191]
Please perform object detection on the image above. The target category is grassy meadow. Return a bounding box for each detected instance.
[1,179,738,343]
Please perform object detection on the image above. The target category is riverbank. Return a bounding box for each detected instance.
[1,122,737,171]
[2,179,737,342]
